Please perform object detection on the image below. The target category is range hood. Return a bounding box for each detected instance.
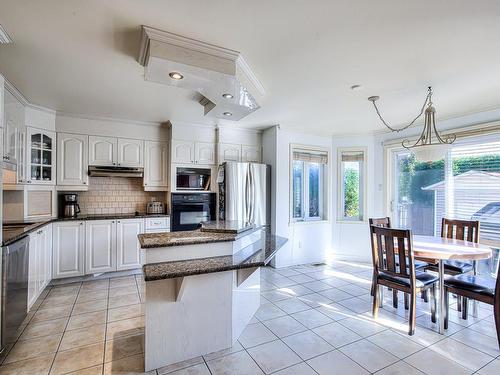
[88,166,144,178]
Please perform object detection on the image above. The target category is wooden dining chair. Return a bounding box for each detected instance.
[426,218,480,316]
[370,225,438,335]
[444,262,500,349]
[369,217,428,308]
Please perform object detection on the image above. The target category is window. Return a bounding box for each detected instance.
[291,147,328,221]
[339,149,366,221]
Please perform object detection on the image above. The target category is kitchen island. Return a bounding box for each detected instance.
[138,221,287,371]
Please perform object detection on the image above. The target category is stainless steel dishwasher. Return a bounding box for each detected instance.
[1,236,29,352]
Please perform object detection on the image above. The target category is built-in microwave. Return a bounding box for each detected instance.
[176,167,211,191]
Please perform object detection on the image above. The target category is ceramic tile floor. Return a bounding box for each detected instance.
[0,261,499,374]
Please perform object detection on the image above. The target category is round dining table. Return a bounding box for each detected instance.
[412,235,492,334]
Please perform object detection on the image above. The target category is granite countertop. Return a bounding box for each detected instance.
[200,220,255,234]
[142,230,288,281]
[2,212,170,247]
[139,229,236,249]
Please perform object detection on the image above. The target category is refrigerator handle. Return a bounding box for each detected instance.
[247,167,254,223]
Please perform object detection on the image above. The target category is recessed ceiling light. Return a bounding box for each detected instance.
[222,112,232,116]
[222,93,233,99]
[350,84,362,91]
[169,72,184,80]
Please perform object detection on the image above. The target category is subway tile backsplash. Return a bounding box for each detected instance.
[77,177,166,215]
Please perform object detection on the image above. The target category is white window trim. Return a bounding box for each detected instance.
[289,144,330,223]
[337,147,367,223]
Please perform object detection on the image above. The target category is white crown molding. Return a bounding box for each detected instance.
[216,123,263,134]
[0,24,13,44]
[236,55,266,97]
[4,78,29,106]
[55,111,164,127]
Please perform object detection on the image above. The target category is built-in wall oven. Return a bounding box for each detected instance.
[171,193,216,231]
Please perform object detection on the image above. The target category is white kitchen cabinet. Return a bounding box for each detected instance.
[89,136,117,166]
[117,138,143,167]
[57,132,89,188]
[28,224,52,310]
[116,218,144,270]
[52,221,85,279]
[171,140,194,163]
[144,141,168,190]
[241,145,262,163]
[26,127,56,185]
[218,143,241,163]
[3,89,24,165]
[85,220,117,274]
[195,142,216,164]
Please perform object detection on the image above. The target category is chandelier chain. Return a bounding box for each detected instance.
[371,88,432,133]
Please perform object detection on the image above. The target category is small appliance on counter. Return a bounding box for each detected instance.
[146,199,165,214]
[62,194,81,218]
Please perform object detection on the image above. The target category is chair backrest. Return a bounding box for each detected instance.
[370,225,416,287]
[369,217,391,228]
[441,218,480,243]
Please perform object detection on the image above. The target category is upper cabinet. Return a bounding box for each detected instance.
[218,143,261,164]
[27,127,56,185]
[57,132,89,188]
[241,145,262,163]
[89,136,143,167]
[144,141,168,190]
[89,136,116,166]
[118,138,143,167]
[3,90,25,165]
[171,139,215,165]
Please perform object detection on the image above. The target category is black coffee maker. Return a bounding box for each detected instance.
[63,194,81,217]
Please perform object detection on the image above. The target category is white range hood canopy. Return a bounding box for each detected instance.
[138,26,265,121]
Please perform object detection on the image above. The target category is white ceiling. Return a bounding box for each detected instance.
[1,0,500,134]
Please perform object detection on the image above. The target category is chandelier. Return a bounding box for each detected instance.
[368,87,456,162]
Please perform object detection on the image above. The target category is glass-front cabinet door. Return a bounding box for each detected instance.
[27,127,56,185]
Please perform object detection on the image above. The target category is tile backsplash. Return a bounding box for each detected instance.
[76,177,166,215]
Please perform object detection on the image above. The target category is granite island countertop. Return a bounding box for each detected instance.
[200,220,255,234]
[142,229,288,281]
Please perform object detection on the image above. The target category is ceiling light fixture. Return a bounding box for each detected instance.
[169,72,184,80]
[222,112,232,116]
[368,86,456,162]
[222,93,234,99]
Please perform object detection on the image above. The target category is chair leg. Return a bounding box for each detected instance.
[370,272,375,297]
[462,297,468,320]
[372,284,380,319]
[404,293,409,310]
[444,287,449,330]
[408,290,417,335]
[430,285,437,324]
[421,290,429,302]
[457,295,462,312]
[392,289,398,308]
[494,300,500,350]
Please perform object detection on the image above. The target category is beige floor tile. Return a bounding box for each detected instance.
[4,334,62,364]
[106,316,144,341]
[238,322,277,348]
[108,293,140,309]
[273,362,317,375]
[60,324,106,351]
[262,315,307,338]
[374,361,425,374]
[103,353,155,374]
[339,339,399,373]
[40,294,77,308]
[429,337,494,371]
[108,285,138,298]
[20,318,68,340]
[109,277,136,289]
[50,342,104,375]
[478,359,500,375]
[65,365,104,375]
[0,353,55,375]
[77,288,109,303]
[67,310,107,331]
[157,357,204,374]
[405,348,472,375]
[307,350,369,375]
[31,305,73,323]
[81,279,110,290]
[105,333,144,363]
[247,340,302,373]
[367,330,424,359]
[282,330,334,360]
[72,298,108,315]
[107,304,144,323]
[206,351,264,375]
[167,363,211,375]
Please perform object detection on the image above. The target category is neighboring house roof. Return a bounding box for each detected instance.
[422,170,500,191]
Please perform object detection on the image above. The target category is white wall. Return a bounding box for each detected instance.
[263,126,333,268]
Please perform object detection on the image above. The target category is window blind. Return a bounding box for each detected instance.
[293,149,328,164]
[341,151,365,162]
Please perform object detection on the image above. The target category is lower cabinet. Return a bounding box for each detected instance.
[85,220,117,274]
[28,224,53,309]
[116,219,144,271]
[52,221,85,279]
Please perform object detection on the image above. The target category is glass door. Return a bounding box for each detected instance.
[28,128,55,184]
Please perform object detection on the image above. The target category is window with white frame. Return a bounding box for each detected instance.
[291,147,328,221]
[338,149,366,221]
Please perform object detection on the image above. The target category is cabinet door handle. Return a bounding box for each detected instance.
[83,181,87,184]
[111,221,115,223]
[80,222,83,225]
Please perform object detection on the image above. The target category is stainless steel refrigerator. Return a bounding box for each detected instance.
[217,162,270,226]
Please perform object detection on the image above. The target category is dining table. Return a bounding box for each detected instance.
[411,235,492,334]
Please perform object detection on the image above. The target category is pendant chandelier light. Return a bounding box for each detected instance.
[368,87,456,162]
